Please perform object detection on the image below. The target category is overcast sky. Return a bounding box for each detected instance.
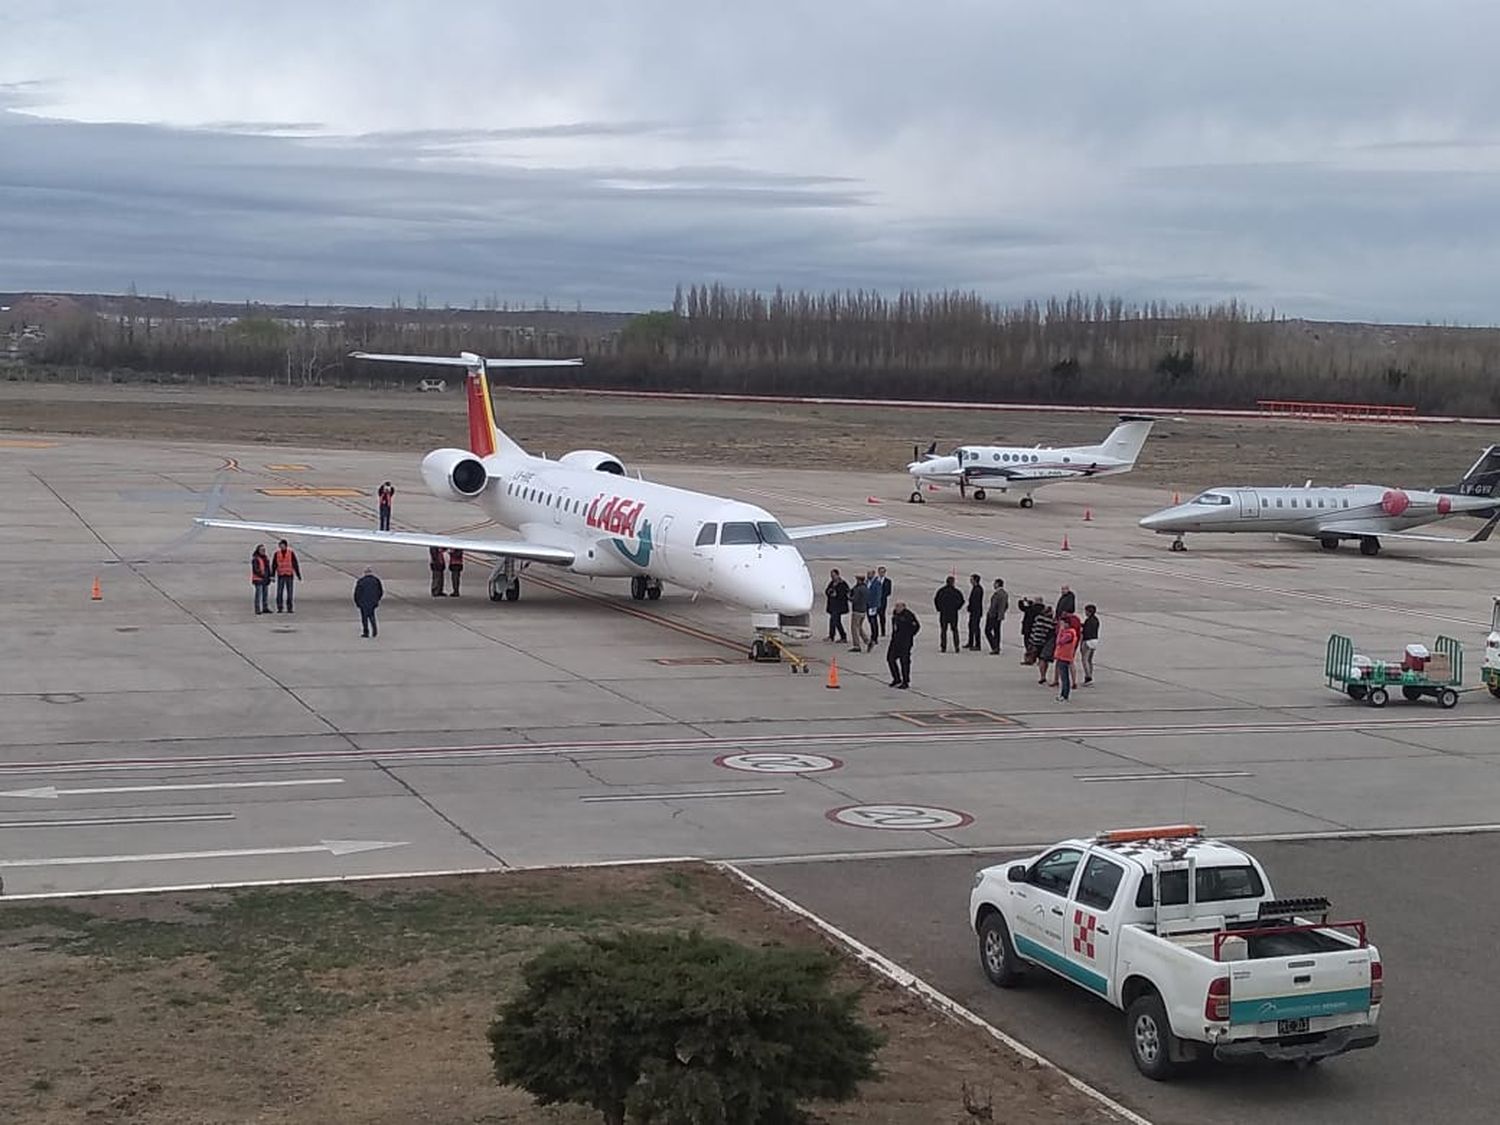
[3,1,1498,322]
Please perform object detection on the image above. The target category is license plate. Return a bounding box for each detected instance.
[1278,1017,1310,1035]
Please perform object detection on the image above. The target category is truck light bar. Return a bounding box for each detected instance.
[1257,896,1332,922]
[1095,824,1205,843]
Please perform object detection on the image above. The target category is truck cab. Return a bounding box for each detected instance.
[971,826,1381,1078]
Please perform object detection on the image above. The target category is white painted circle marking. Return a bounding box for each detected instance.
[716,752,841,774]
[826,803,973,831]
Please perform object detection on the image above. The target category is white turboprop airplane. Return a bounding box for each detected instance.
[905,415,1156,505]
[197,352,886,657]
[1138,447,1500,556]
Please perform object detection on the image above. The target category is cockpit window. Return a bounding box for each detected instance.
[695,522,718,546]
[720,522,760,545]
[1190,492,1232,506]
[720,521,791,546]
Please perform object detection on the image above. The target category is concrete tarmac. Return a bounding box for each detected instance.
[753,836,1490,1125]
[3,429,1499,1117]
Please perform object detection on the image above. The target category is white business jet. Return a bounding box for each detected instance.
[906,415,1156,506]
[1138,447,1500,556]
[198,352,885,658]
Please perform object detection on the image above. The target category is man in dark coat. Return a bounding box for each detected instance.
[933,575,966,653]
[448,548,464,596]
[886,601,921,689]
[1019,596,1041,663]
[1029,602,1056,684]
[985,578,1009,655]
[875,565,893,639]
[1056,584,1077,618]
[824,568,851,643]
[353,567,384,638]
[965,573,985,650]
[429,546,447,597]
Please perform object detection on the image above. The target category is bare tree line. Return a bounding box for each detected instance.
[14,286,1500,413]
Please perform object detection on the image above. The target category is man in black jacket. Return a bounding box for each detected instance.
[933,576,966,653]
[985,578,1009,654]
[825,569,851,643]
[353,567,384,638]
[886,601,921,688]
[965,573,985,650]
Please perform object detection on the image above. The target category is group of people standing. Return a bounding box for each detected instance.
[824,567,1101,696]
[1017,586,1100,701]
[823,567,921,689]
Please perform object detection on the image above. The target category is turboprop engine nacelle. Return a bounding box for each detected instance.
[559,449,627,475]
[421,448,489,501]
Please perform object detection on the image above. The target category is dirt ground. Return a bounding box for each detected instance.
[0,864,1118,1125]
[1,377,1496,489]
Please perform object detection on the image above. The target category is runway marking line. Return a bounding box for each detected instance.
[579,788,783,803]
[257,487,364,498]
[0,812,234,830]
[721,864,1151,1125]
[6,711,1490,775]
[1077,770,1254,783]
[889,708,1013,728]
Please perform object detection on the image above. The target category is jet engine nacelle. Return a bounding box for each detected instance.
[559,449,627,475]
[421,447,489,501]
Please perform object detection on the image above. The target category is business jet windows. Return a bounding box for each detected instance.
[1190,492,1233,505]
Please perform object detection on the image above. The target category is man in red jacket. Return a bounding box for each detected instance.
[448,548,464,597]
[272,539,301,613]
[429,546,447,597]
[1053,613,1081,702]
[377,481,395,531]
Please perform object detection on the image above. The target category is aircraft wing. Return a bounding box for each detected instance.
[1315,513,1500,544]
[784,518,888,540]
[194,518,576,564]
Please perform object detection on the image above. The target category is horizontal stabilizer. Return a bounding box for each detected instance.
[195,518,576,564]
[784,518,888,540]
[349,352,583,369]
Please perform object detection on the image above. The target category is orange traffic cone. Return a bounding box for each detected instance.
[1061,534,1070,552]
[1083,507,1093,522]
[866,495,882,505]
[927,483,941,492]
[91,576,102,601]
[1172,491,1181,505]
[826,658,841,689]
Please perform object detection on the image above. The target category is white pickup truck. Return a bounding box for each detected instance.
[969,825,1382,1079]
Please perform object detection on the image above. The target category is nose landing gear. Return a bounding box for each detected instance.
[1169,535,1188,553]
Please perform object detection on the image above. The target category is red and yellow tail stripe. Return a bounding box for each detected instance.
[466,362,500,457]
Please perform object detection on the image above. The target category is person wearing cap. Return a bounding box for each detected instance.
[353,567,384,638]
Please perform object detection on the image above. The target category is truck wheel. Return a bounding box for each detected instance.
[1402,686,1422,702]
[1490,684,1500,700]
[1439,688,1458,709]
[1367,687,1388,708]
[1127,993,1180,1080]
[1346,683,1367,701]
[978,913,1024,988]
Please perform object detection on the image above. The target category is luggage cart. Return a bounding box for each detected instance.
[1326,633,1463,708]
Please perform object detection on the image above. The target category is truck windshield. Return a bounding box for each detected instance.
[1136,864,1265,908]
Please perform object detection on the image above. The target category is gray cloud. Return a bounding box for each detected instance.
[2,1,1500,321]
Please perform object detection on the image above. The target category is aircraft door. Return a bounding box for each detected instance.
[553,487,569,527]
[1238,490,1260,518]
[655,514,672,569]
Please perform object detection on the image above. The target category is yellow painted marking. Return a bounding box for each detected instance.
[0,438,59,448]
[264,463,310,471]
[257,487,365,498]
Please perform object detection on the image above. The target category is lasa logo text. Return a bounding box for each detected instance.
[586,495,645,537]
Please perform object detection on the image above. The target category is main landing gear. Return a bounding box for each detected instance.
[487,559,523,602]
[1018,495,1034,509]
[630,575,663,601]
[1359,536,1381,557]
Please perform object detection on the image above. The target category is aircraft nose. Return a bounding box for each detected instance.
[717,550,814,615]
[1138,510,1171,531]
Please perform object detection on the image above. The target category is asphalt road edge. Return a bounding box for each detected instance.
[720,861,1152,1125]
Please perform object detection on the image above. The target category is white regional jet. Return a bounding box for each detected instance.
[905,415,1156,505]
[198,352,885,655]
[1138,446,1500,556]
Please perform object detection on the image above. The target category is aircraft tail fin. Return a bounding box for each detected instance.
[349,352,582,459]
[1444,444,1500,507]
[1095,415,1157,466]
